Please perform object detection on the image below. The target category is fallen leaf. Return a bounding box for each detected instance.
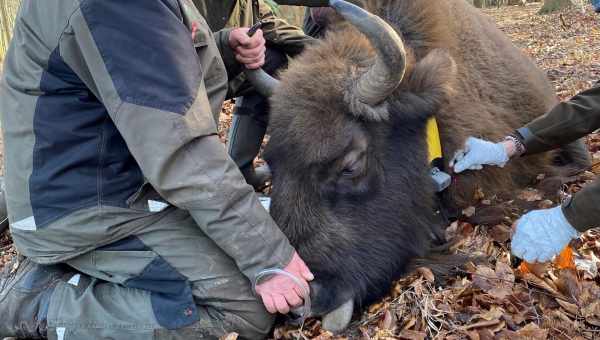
[401,316,417,331]
[517,188,543,202]
[477,328,495,340]
[517,261,549,278]
[516,323,548,339]
[554,268,581,301]
[379,309,395,330]
[462,319,501,330]
[556,298,580,316]
[495,330,519,339]
[582,301,600,321]
[398,330,426,340]
[311,331,334,340]
[575,258,598,279]
[416,267,435,283]
[220,333,239,340]
[489,262,515,300]
[476,306,505,321]
[473,265,496,291]
[521,273,562,297]
[489,224,511,243]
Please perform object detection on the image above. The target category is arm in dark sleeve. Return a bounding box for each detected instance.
[562,180,600,232]
[561,178,600,232]
[516,84,600,155]
[65,0,294,281]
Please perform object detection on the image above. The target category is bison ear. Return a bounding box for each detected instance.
[348,49,456,123]
[406,49,457,105]
[385,49,457,122]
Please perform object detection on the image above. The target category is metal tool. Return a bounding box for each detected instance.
[246,20,264,37]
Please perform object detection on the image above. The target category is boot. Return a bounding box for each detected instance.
[0,256,67,339]
[228,112,271,191]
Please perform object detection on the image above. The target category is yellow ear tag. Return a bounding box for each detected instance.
[427,118,443,164]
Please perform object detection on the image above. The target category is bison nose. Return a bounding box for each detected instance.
[309,281,355,333]
[322,299,355,333]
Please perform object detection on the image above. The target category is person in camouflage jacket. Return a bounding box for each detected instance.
[197,0,314,190]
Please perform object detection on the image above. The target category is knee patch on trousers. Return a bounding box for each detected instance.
[99,236,199,330]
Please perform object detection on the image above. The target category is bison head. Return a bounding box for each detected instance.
[253,0,458,324]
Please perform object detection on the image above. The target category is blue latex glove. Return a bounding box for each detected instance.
[450,137,509,173]
[511,206,579,263]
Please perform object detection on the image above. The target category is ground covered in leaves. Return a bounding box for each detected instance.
[1,2,600,340]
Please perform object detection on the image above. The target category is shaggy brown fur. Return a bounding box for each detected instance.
[264,0,587,317]
[318,0,561,205]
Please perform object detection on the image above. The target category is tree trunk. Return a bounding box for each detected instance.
[0,1,12,51]
[538,0,573,14]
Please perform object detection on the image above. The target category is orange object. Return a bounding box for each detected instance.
[518,261,531,274]
[554,246,576,270]
[517,246,575,273]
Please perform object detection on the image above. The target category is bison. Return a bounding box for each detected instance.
[247,0,590,330]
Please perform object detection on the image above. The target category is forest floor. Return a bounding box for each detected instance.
[1,2,600,340]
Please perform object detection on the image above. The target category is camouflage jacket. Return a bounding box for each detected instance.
[0,0,294,281]
[516,83,600,232]
[194,0,313,79]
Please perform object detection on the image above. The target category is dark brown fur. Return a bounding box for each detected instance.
[264,0,582,316]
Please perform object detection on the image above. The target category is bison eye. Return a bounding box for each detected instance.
[340,160,361,178]
[341,168,355,177]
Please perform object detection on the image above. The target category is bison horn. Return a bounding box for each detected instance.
[331,0,407,107]
[245,69,280,97]
[248,0,406,105]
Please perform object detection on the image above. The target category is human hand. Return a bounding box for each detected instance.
[511,206,579,263]
[255,252,314,314]
[228,27,266,70]
[450,137,511,173]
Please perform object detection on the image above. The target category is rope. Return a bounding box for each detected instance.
[253,268,312,323]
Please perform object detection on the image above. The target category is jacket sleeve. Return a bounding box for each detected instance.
[65,0,295,281]
[257,0,316,57]
[214,28,245,82]
[561,179,600,232]
[515,84,600,155]
[513,83,600,232]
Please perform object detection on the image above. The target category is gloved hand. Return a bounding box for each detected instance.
[255,252,314,314]
[450,137,510,173]
[511,206,579,263]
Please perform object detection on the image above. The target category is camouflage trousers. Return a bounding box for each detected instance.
[45,208,273,340]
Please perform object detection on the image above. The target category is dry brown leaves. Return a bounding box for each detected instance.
[0,229,15,270]
[1,2,600,340]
